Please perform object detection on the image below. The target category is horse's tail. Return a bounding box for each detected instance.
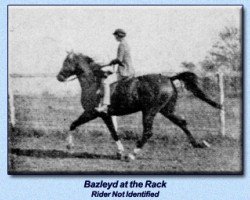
[170,72,222,109]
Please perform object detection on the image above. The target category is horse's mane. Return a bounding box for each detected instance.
[73,53,104,78]
[73,53,93,64]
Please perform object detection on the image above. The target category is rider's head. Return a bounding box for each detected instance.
[113,29,126,41]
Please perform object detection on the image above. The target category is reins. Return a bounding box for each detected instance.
[63,62,112,83]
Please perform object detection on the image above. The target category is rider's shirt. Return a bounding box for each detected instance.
[117,40,135,78]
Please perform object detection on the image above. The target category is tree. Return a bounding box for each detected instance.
[201,27,241,72]
[181,61,196,71]
[200,59,216,72]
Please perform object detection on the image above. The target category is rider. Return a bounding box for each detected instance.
[95,28,135,113]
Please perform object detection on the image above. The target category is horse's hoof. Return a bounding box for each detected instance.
[66,144,74,151]
[202,140,211,148]
[125,153,135,162]
[192,142,204,148]
[116,152,124,160]
[124,156,130,162]
[70,124,76,131]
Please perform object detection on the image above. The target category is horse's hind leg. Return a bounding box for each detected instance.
[160,110,206,148]
[127,111,156,161]
[101,115,124,159]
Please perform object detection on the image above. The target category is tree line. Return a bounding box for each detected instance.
[181,26,241,74]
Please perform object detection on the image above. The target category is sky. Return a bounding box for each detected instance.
[8,6,241,75]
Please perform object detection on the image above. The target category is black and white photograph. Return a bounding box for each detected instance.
[8,5,242,174]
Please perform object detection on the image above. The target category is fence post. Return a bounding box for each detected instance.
[218,72,225,136]
[9,87,16,127]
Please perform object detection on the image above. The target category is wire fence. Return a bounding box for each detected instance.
[8,72,241,138]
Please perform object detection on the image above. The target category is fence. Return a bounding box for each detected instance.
[8,72,241,138]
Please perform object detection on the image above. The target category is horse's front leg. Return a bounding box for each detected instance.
[67,110,98,150]
[112,116,118,132]
[101,115,125,159]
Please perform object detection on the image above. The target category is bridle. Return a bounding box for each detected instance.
[65,76,78,82]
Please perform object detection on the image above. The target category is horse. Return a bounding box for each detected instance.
[57,52,222,161]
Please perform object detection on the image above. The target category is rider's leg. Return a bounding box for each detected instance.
[103,81,111,105]
[95,73,118,112]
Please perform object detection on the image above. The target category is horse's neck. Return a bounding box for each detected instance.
[77,74,98,95]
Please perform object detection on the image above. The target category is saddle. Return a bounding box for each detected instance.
[96,74,133,98]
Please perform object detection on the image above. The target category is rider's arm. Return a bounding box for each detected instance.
[109,43,125,66]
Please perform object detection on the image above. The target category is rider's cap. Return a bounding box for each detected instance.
[113,29,126,37]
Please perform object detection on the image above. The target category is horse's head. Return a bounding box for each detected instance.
[57,51,94,82]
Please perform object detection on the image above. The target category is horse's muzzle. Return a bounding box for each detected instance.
[57,74,66,82]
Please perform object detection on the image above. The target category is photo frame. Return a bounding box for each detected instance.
[8,5,243,175]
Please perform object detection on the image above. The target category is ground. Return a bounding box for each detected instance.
[8,95,242,174]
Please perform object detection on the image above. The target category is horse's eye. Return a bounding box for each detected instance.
[75,66,84,74]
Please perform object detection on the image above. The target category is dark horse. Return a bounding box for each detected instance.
[57,52,221,161]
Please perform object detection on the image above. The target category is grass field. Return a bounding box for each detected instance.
[8,94,242,174]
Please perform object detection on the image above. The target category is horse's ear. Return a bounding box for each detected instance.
[66,49,74,54]
[68,52,74,59]
[66,50,74,59]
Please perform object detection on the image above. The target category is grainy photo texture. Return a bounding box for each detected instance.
[8,6,242,174]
